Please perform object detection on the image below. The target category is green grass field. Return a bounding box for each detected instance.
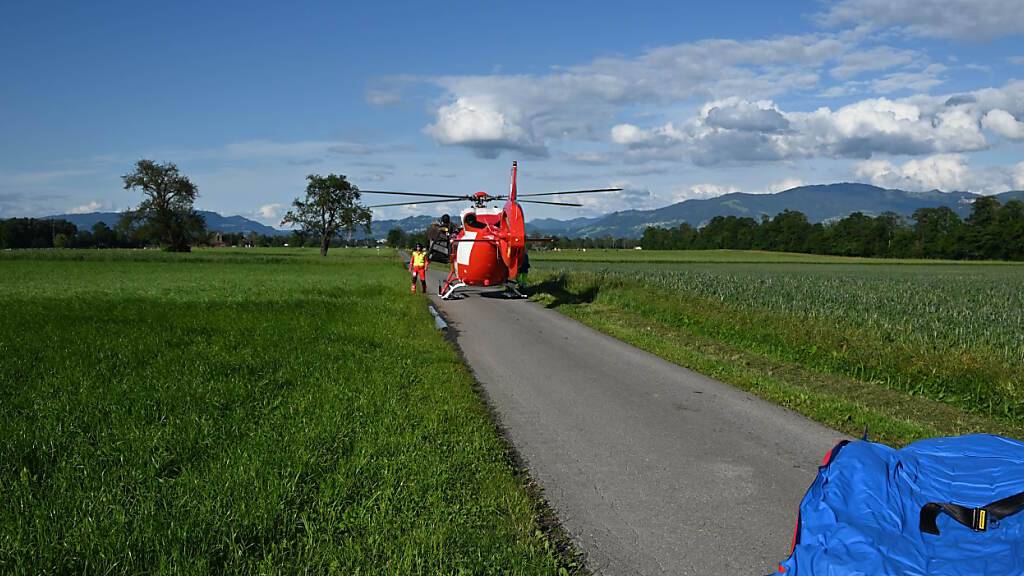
[536,248,1022,265]
[0,248,567,574]
[530,250,1024,445]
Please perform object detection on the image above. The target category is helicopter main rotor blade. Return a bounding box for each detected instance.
[361,190,469,199]
[518,187,622,197]
[367,198,471,208]
[518,199,583,207]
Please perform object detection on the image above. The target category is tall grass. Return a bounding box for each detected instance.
[532,248,1022,265]
[0,249,563,574]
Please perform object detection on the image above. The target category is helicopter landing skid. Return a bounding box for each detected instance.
[503,282,527,299]
[439,281,467,300]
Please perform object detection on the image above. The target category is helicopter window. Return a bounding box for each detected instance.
[464,213,486,229]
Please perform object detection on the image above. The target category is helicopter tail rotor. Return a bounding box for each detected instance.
[509,161,518,204]
[498,199,526,277]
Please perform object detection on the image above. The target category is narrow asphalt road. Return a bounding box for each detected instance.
[425,268,842,575]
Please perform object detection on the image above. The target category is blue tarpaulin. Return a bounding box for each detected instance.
[778,434,1024,576]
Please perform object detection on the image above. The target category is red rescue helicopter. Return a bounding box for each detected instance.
[363,162,620,299]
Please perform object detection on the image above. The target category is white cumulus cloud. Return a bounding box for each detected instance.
[669,178,804,203]
[256,203,285,220]
[1015,163,1024,189]
[611,124,650,145]
[854,154,1022,193]
[611,82,1024,166]
[426,96,545,158]
[767,178,804,193]
[395,9,1020,164]
[854,154,972,191]
[981,109,1024,139]
[679,183,741,201]
[703,98,790,133]
[610,123,685,147]
[69,200,103,214]
[423,33,848,157]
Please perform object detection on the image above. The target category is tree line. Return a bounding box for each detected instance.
[2,160,373,255]
[640,197,1024,260]
[385,228,426,250]
[1,218,140,249]
[548,236,641,250]
[0,218,383,250]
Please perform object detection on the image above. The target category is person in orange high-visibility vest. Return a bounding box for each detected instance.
[409,243,428,294]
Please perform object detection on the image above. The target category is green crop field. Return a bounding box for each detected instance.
[0,249,567,574]
[535,248,1022,265]
[530,249,1024,445]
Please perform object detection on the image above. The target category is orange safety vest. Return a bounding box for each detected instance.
[411,251,427,268]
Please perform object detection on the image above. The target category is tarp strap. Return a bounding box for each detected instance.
[920,491,1024,535]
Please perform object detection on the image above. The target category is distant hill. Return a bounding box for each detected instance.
[46,211,288,236]
[536,184,1021,238]
[528,216,603,237]
[998,190,1024,203]
[43,210,444,239]
[199,212,288,236]
[365,215,436,238]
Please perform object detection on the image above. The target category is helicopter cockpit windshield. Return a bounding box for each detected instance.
[463,212,486,229]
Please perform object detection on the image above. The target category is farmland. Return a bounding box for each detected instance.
[530,249,1024,445]
[0,249,564,574]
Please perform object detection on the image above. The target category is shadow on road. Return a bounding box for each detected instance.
[527,274,600,308]
[479,291,524,300]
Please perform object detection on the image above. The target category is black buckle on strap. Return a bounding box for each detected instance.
[922,490,1024,535]
[921,502,990,534]
[971,508,988,532]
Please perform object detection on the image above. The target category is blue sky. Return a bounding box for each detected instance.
[2,0,1024,224]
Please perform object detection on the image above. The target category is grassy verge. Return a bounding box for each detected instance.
[0,248,568,574]
[528,261,1024,447]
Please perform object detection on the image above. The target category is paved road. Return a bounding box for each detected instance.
[425,268,842,575]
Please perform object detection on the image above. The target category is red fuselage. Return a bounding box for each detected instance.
[450,207,514,287]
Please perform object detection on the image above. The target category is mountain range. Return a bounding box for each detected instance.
[44,211,443,239]
[529,184,1024,238]
[45,210,288,237]
[44,184,1024,240]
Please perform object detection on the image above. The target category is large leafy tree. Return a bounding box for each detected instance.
[281,174,371,256]
[121,160,205,252]
[995,200,1024,260]
[912,207,963,259]
[386,228,407,247]
[964,196,1002,259]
